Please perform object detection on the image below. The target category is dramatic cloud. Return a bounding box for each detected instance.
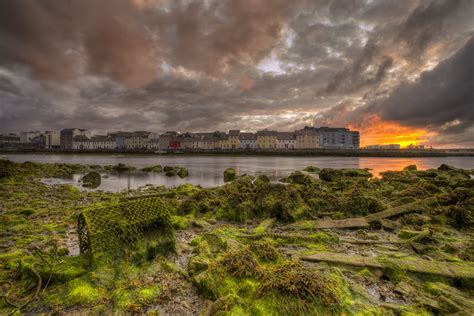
[0,0,473,147]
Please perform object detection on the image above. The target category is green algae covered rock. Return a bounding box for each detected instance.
[404,164,418,171]
[104,163,136,172]
[141,165,162,172]
[82,171,101,188]
[224,168,237,182]
[319,168,343,182]
[177,167,189,178]
[303,166,320,173]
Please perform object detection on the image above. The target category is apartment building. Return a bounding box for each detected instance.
[295,129,320,149]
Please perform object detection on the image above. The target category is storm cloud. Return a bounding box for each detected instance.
[0,0,473,147]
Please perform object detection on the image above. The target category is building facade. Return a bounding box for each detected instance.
[295,129,320,149]
[239,133,257,149]
[60,128,91,149]
[45,131,60,149]
[256,130,278,149]
[277,132,296,149]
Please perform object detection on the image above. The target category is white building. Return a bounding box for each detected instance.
[277,132,296,149]
[239,133,257,149]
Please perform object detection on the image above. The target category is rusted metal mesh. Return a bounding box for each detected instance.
[78,197,174,256]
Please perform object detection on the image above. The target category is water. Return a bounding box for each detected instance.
[6,154,474,191]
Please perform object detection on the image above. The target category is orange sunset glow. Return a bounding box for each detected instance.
[350,115,435,148]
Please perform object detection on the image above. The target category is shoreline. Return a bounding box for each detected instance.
[2,148,474,157]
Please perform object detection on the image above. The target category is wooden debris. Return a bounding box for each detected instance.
[315,217,369,229]
[302,251,474,279]
[312,198,437,230]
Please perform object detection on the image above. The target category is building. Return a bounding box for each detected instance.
[301,126,359,149]
[277,132,296,149]
[60,129,91,149]
[45,131,60,149]
[227,130,241,149]
[239,133,257,149]
[20,131,40,143]
[125,131,151,150]
[72,135,90,150]
[256,129,278,149]
[295,129,319,149]
[0,134,20,148]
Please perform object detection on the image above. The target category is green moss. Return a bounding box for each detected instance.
[177,167,189,178]
[82,171,101,188]
[66,279,106,306]
[252,218,275,234]
[224,168,237,182]
[404,164,418,171]
[258,260,342,313]
[104,163,136,172]
[303,166,320,173]
[141,165,162,172]
[171,215,191,230]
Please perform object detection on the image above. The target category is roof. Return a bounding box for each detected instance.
[229,130,240,136]
[91,136,115,142]
[239,133,256,140]
[72,135,90,142]
[256,129,278,136]
[277,132,295,140]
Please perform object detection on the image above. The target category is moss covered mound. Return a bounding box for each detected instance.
[220,247,260,278]
[224,168,236,182]
[82,171,101,188]
[258,261,342,312]
[104,163,136,172]
[141,165,162,172]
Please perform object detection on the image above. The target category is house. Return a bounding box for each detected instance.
[227,130,241,149]
[295,129,319,149]
[61,129,91,149]
[256,129,278,149]
[239,133,257,149]
[277,132,296,149]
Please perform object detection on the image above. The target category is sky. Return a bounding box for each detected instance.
[0,0,473,148]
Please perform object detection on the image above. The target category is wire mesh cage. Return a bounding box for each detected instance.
[77,197,174,257]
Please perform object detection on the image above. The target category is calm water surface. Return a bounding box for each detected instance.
[6,154,474,191]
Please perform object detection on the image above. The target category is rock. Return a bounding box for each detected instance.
[397,229,422,240]
[438,164,457,171]
[319,168,343,182]
[303,166,320,173]
[82,171,101,188]
[141,165,162,172]
[403,164,417,171]
[201,232,227,253]
[177,168,189,178]
[188,256,210,275]
[394,281,414,296]
[193,219,211,229]
[224,168,236,182]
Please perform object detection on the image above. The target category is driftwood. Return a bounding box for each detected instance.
[239,232,335,243]
[302,251,474,279]
[313,198,437,230]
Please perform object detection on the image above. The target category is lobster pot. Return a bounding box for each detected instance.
[77,197,174,256]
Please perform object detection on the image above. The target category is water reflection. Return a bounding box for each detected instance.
[10,154,473,192]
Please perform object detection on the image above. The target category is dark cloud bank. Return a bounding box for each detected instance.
[0,0,473,147]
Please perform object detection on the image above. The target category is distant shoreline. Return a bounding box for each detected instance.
[1,148,474,157]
